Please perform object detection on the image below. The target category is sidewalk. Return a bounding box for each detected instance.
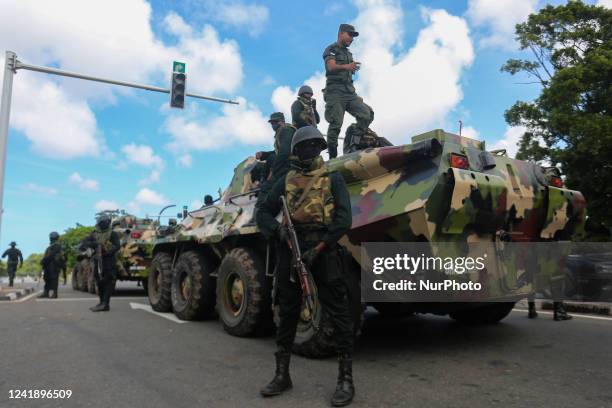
[0,282,38,301]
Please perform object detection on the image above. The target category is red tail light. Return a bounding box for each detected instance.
[450,153,469,170]
[131,231,142,239]
[550,176,564,188]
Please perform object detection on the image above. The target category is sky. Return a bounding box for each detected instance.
[0,0,610,258]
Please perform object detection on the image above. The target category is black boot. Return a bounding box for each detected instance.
[328,145,338,159]
[260,350,292,397]
[331,354,354,407]
[91,303,110,312]
[553,301,572,321]
[38,291,49,298]
[528,301,538,319]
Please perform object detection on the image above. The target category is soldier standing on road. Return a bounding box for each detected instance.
[257,126,355,406]
[38,232,66,298]
[2,241,23,287]
[323,23,372,159]
[291,85,320,129]
[83,214,120,312]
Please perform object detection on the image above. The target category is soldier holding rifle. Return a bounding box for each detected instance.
[257,126,355,406]
[82,214,120,312]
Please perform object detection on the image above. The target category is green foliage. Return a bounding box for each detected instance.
[59,225,95,270]
[17,253,44,276]
[0,261,6,277]
[501,0,612,225]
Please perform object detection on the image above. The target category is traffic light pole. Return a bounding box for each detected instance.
[0,50,239,239]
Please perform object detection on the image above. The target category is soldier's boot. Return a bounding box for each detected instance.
[528,301,538,319]
[38,291,49,298]
[553,301,572,321]
[328,145,338,159]
[260,350,292,397]
[9,277,14,287]
[90,303,109,312]
[331,353,355,407]
[50,291,58,299]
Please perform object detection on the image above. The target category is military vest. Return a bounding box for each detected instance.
[294,97,316,127]
[323,42,353,86]
[274,124,296,155]
[285,158,334,227]
[93,228,112,247]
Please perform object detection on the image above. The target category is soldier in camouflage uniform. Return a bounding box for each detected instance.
[257,126,355,406]
[343,105,392,154]
[82,214,121,312]
[2,241,23,287]
[291,85,320,129]
[323,23,372,159]
[39,232,66,298]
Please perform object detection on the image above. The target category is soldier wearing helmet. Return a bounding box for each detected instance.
[291,85,320,129]
[39,232,66,298]
[2,241,23,287]
[257,126,355,406]
[82,213,121,311]
[343,105,392,154]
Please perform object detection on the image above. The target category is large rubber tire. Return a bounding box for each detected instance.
[171,251,216,320]
[449,302,515,325]
[217,247,272,337]
[78,260,89,291]
[148,252,173,313]
[87,269,96,294]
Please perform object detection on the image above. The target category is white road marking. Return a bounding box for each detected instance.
[36,297,146,302]
[129,302,188,324]
[14,290,43,302]
[512,308,612,321]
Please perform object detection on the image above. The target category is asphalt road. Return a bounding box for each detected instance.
[1,283,611,408]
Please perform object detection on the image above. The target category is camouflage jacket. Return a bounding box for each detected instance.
[257,156,352,247]
[259,124,296,185]
[41,242,66,272]
[291,97,320,129]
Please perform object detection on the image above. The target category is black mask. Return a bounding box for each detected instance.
[97,219,111,231]
[270,121,282,132]
[296,143,322,162]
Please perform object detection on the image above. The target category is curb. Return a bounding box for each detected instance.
[541,301,611,316]
[0,287,36,301]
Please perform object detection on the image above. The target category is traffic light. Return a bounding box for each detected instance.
[170,72,186,108]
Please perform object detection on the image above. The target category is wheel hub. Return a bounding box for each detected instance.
[180,274,191,300]
[226,274,245,316]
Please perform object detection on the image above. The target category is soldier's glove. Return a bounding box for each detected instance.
[278,225,289,244]
[302,248,320,267]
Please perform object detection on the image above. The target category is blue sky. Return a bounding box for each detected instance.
[0,0,608,257]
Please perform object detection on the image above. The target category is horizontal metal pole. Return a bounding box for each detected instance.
[14,61,239,105]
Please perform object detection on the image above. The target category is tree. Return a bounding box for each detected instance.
[17,253,44,276]
[59,225,95,270]
[501,0,612,226]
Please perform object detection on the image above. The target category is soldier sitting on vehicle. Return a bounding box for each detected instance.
[343,106,392,154]
[291,85,320,129]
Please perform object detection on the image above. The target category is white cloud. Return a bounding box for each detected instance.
[121,144,164,168]
[133,188,169,206]
[213,2,269,36]
[262,75,276,86]
[178,154,193,167]
[0,1,244,159]
[598,0,612,8]
[461,126,480,140]
[139,169,162,186]
[23,183,58,196]
[68,172,99,191]
[164,97,270,153]
[490,126,527,158]
[272,72,326,130]
[466,0,538,49]
[94,200,120,212]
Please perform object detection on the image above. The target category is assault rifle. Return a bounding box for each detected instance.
[280,196,318,329]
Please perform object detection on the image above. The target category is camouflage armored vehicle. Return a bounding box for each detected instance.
[71,211,157,293]
[148,129,586,357]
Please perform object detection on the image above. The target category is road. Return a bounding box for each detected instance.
[1,283,611,408]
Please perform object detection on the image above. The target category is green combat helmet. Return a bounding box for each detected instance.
[291,125,327,153]
[147,128,587,358]
[298,85,314,96]
[49,232,60,242]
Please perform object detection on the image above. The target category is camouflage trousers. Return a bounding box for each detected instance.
[324,90,371,155]
[275,241,354,354]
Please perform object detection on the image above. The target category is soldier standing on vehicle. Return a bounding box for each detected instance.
[82,214,120,312]
[343,106,392,154]
[257,126,355,406]
[38,232,66,298]
[323,23,372,159]
[291,85,320,129]
[2,241,23,287]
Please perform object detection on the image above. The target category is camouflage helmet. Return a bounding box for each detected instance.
[9,241,16,247]
[96,214,112,230]
[49,231,60,242]
[291,126,328,154]
[298,85,313,96]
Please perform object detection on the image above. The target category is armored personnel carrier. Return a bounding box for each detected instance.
[147,129,586,357]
